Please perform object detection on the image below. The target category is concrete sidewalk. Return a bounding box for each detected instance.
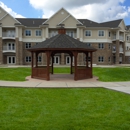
[0,74,130,95]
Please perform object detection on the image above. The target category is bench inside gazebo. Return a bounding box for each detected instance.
[28,29,97,81]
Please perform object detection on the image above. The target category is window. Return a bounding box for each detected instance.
[50,31,58,37]
[85,31,91,36]
[98,43,104,49]
[66,31,74,37]
[98,30,104,36]
[36,43,39,45]
[25,30,31,36]
[108,57,111,62]
[109,44,111,49]
[86,43,91,46]
[36,30,41,36]
[109,32,111,37]
[37,56,42,62]
[26,56,31,62]
[98,56,104,62]
[25,43,31,48]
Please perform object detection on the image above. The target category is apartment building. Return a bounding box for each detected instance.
[0,7,130,65]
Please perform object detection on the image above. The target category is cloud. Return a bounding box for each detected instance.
[0,1,25,18]
[29,0,130,22]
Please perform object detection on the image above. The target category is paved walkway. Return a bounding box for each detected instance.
[0,74,130,95]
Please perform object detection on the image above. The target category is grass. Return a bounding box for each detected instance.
[0,87,130,130]
[0,67,31,81]
[0,67,130,82]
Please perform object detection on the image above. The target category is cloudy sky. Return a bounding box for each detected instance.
[0,0,130,25]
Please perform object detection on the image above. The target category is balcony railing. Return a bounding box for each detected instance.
[119,48,123,53]
[119,36,124,41]
[2,32,15,37]
[3,46,16,53]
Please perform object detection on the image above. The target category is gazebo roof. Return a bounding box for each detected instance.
[28,34,96,51]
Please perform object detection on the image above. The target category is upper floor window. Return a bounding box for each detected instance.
[66,31,74,37]
[25,30,31,36]
[50,31,58,37]
[98,30,105,36]
[109,44,111,49]
[86,43,91,46]
[25,43,31,48]
[99,43,104,49]
[85,30,91,36]
[36,30,41,36]
[109,32,111,37]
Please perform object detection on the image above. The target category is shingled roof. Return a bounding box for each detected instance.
[28,34,96,51]
[16,18,47,27]
[16,17,123,28]
[78,19,122,28]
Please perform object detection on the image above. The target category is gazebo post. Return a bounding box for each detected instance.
[86,52,88,68]
[46,51,51,81]
[51,55,54,74]
[35,52,38,68]
[90,52,93,78]
[73,51,78,81]
[70,54,73,74]
[31,52,34,78]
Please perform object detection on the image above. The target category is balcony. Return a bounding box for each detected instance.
[119,36,124,41]
[3,45,16,53]
[2,32,15,39]
[119,48,124,53]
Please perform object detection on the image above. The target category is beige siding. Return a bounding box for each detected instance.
[119,20,125,31]
[1,15,16,26]
[0,8,7,19]
[47,9,69,27]
[62,16,79,28]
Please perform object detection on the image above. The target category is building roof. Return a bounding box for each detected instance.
[16,18,47,27]
[126,25,130,30]
[28,34,96,51]
[16,18,123,28]
[78,19,123,28]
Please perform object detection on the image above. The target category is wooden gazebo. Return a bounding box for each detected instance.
[28,30,97,81]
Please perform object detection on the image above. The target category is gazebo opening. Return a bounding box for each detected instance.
[28,34,97,81]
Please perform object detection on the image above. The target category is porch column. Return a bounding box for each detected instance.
[31,52,34,78]
[46,51,51,81]
[90,52,93,78]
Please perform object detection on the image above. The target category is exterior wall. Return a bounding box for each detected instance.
[1,15,17,27]
[0,38,3,64]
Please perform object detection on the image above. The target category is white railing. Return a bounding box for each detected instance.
[119,48,123,53]
[2,32,15,37]
[3,46,16,52]
[119,36,124,41]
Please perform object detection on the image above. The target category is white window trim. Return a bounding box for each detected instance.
[98,56,104,62]
[85,30,92,37]
[25,30,32,36]
[25,43,31,49]
[66,56,71,64]
[54,56,60,64]
[98,43,104,49]
[25,56,31,62]
[37,56,42,63]
[98,30,105,37]
[7,56,16,64]
[35,30,42,36]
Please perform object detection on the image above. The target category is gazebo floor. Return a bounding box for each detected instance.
[26,74,99,82]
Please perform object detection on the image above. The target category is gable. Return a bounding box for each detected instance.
[1,14,17,26]
[119,20,126,31]
[0,7,7,19]
[45,8,81,28]
[62,15,80,28]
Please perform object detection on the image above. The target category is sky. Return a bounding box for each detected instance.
[0,0,130,25]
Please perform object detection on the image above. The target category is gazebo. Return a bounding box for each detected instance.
[28,29,97,81]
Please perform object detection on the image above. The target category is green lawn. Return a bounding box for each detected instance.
[0,87,130,130]
[0,67,130,82]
